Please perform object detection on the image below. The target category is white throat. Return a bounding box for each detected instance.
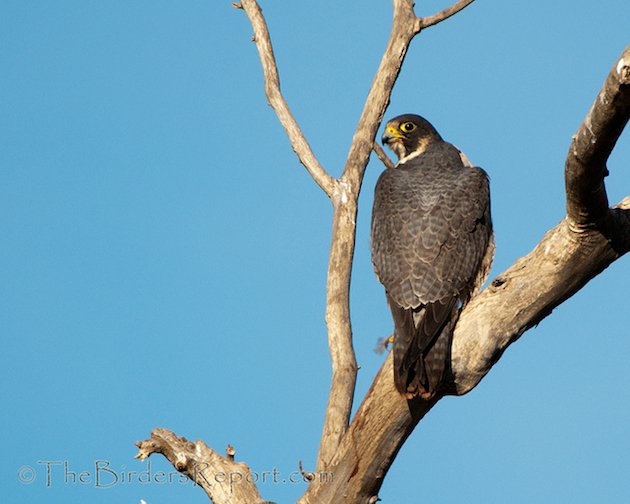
[396,149,422,167]
[395,137,429,167]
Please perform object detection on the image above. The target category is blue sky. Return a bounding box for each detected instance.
[2,1,629,503]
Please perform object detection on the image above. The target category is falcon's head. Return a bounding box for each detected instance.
[381,114,442,161]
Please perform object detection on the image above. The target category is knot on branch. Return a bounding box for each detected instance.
[616,57,630,84]
[226,444,236,461]
[174,453,190,472]
[490,276,507,290]
[134,439,160,461]
[332,179,354,207]
[298,460,315,482]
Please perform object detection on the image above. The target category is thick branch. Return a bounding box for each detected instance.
[565,44,630,226]
[451,203,630,393]
[135,428,268,504]
[237,0,335,197]
[417,0,476,30]
[317,183,359,472]
[298,352,434,504]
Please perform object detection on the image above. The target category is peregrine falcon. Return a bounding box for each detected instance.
[371,114,493,399]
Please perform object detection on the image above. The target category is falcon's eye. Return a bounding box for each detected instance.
[400,122,416,133]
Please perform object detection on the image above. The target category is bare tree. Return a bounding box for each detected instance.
[135,1,630,502]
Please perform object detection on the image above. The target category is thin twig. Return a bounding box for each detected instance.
[238,0,336,197]
[417,0,476,30]
[298,460,315,482]
[373,141,396,170]
[226,444,236,461]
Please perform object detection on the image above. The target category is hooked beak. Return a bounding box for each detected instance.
[381,125,402,145]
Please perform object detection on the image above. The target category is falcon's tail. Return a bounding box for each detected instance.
[388,296,457,399]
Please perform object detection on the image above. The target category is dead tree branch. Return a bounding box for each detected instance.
[417,0,476,30]
[236,0,335,197]
[373,141,395,170]
[565,44,630,227]
[135,429,268,504]
[452,44,630,391]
